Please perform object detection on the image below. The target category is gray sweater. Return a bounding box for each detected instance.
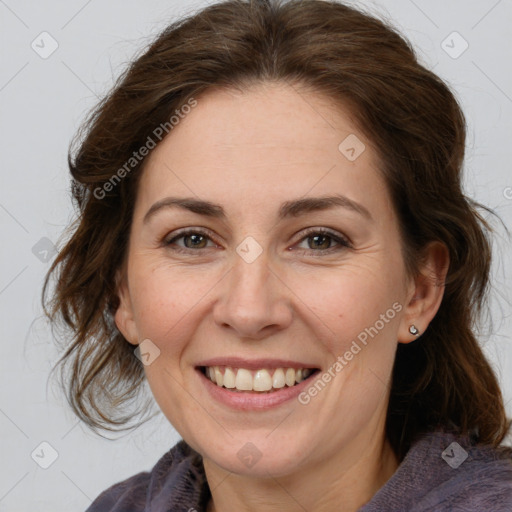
[85,430,512,511]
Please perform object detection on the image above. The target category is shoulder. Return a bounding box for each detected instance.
[85,439,208,512]
[361,429,512,512]
[412,430,512,511]
[85,470,149,512]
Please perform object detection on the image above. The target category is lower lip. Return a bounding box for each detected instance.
[197,368,318,410]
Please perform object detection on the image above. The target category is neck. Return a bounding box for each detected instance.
[204,427,399,512]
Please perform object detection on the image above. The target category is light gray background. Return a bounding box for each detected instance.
[1,0,511,510]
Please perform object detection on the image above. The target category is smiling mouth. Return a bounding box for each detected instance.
[199,365,320,393]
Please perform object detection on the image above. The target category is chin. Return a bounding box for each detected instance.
[199,435,311,478]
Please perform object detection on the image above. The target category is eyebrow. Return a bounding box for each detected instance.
[143,194,373,224]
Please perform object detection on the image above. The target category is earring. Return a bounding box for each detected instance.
[409,325,419,336]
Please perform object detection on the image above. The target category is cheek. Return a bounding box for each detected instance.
[285,257,404,350]
[127,264,212,432]
[129,260,218,345]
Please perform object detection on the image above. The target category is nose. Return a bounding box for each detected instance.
[212,246,293,340]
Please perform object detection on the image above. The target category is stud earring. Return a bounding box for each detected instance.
[409,325,419,336]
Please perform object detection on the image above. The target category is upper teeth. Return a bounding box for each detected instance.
[205,366,313,392]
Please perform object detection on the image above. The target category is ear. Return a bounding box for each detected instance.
[397,241,449,344]
[114,268,139,346]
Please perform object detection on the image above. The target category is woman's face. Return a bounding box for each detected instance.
[116,82,418,477]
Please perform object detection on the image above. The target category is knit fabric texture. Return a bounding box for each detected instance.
[85,429,512,511]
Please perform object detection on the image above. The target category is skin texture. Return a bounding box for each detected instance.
[115,82,448,512]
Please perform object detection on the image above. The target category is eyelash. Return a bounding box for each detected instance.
[163,227,352,256]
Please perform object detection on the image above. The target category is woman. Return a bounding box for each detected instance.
[43,0,512,510]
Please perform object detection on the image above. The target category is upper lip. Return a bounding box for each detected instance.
[196,357,320,370]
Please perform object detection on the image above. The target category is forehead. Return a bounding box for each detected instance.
[135,82,389,220]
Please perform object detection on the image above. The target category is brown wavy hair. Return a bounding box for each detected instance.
[43,0,511,460]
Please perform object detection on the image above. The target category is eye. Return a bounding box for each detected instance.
[294,228,352,255]
[162,227,352,255]
[163,228,218,252]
